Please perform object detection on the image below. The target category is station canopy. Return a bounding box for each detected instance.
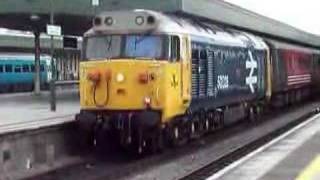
[0,0,319,48]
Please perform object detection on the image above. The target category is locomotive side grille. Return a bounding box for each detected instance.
[207,50,215,97]
[192,49,199,98]
[199,50,207,97]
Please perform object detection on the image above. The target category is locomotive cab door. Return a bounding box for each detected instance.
[180,36,191,105]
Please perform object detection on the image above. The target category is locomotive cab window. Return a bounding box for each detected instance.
[0,65,3,73]
[170,36,180,62]
[84,34,180,61]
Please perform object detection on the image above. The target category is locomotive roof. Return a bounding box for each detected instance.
[86,10,268,50]
[266,39,320,54]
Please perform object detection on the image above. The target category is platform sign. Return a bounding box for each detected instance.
[92,0,99,6]
[46,25,61,36]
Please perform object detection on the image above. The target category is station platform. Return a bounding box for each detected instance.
[208,112,320,180]
[0,89,79,134]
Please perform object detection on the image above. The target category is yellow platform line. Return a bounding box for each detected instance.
[296,155,320,180]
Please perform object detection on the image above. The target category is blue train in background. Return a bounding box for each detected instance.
[0,53,53,93]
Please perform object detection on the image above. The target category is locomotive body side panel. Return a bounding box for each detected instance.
[189,36,267,111]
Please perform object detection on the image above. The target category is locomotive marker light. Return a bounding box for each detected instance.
[144,97,152,108]
[246,50,258,93]
[87,70,101,83]
[93,17,102,26]
[139,72,149,84]
[116,73,125,83]
[105,17,114,26]
[147,16,155,25]
[135,16,145,26]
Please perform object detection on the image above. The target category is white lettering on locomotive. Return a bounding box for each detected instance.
[217,75,229,90]
[246,50,258,93]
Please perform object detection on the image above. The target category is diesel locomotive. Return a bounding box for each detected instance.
[76,10,320,154]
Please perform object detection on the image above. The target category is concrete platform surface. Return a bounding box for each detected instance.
[207,113,320,180]
[0,90,79,134]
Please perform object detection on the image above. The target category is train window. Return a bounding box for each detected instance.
[170,36,180,62]
[31,65,35,72]
[5,65,12,73]
[22,65,30,72]
[0,65,3,73]
[14,66,22,73]
[85,35,121,60]
[125,35,164,60]
[40,65,45,72]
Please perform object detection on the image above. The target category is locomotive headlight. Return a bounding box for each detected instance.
[116,73,125,83]
[105,17,114,26]
[147,16,155,25]
[135,16,145,26]
[144,97,151,108]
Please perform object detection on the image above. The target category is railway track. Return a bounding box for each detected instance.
[25,100,320,180]
[181,107,320,180]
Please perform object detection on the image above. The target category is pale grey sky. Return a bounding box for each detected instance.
[225,0,320,35]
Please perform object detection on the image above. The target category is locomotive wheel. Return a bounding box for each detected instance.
[136,128,145,155]
[213,110,224,129]
[199,111,207,135]
[248,106,256,123]
[127,127,146,156]
[208,111,216,131]
[255,105,264,121]
[204,117,210,133]
[218,110,224,128]
[213,111,220,129]
[190,114,201,139]
[169,121,188,147]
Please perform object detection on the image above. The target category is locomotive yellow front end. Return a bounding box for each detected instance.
[77,10,191,153]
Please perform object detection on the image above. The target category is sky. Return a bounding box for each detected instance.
[224,0,320,35]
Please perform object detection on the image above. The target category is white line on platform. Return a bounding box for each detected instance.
[206,112,320,180]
